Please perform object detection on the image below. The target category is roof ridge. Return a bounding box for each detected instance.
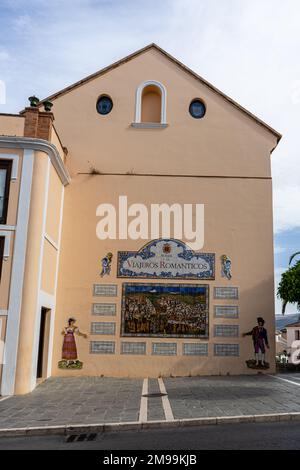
[24,42,281,142]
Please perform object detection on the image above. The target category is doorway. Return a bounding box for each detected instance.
[36,307,51,379]
[0,236,4,281]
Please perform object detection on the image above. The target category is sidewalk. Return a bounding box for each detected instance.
[0,374,300,435]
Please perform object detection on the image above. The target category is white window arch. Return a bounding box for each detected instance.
[134,80,167,125]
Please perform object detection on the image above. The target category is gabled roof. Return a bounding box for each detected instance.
[35,43,281,143]
[285,321,300,328]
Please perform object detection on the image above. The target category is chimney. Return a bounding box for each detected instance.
[23,97,54,141]
[24,107,39,138]
[36,111,54,140]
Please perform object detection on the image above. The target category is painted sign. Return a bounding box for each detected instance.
[121,283,209,338]
[117,239,215,280]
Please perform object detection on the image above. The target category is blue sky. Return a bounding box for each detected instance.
[0,0,299,313]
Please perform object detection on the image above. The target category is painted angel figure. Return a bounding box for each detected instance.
[100,252,113,277]
[221,255,232,280]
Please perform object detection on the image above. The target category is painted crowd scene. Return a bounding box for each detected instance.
[121,283,209,338]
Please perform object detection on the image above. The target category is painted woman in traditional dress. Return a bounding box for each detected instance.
[61,318,87,367]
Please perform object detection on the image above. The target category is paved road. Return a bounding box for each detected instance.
[1,374,300,429]
[0,421,299,450]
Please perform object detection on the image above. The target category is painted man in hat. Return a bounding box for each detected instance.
[243,317,269,366]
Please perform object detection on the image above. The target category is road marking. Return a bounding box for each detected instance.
[139,378,148,422]
[268,375,300,387]
[0,396,10,403]
[158,378,174,421]
[285,375,300,381]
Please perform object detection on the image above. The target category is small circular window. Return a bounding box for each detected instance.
[96,95,113,115]
[189,99,206,119]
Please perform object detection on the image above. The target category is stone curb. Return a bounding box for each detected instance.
[1,412,300,437]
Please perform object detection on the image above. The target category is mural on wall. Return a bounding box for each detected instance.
[221,255,232,280]
[121,283,209,338]
[100,252,113,277]
[58,318,87,369]
[243,317,270,369]
[118,239,215,280]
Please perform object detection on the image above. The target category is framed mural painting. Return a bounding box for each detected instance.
[121,283,209,338]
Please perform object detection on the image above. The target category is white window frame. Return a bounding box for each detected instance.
[0,229,14,260]
[0,154,19,180]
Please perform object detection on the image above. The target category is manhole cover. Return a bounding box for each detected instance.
[142,392,167,398]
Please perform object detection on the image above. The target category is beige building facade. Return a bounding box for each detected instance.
[0,44,281,395]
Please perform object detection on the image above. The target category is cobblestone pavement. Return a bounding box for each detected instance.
[0,377,143,429]
[0,374,300,429]
[164,374,300,419]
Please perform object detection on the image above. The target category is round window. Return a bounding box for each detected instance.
[96,95,113,115]
[189,99,206,119]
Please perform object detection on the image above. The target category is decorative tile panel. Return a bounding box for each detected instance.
[152,343,177,356]
[214,344,239,356]
[183,343,208,356]
[118,239,215,280]
[214,287,239,299]
[214,325,239,337]
[121,342,146,355]
[93,284,118,297]
[214,305,239,319]
[91,322,116,335]
[92,303,116,316]
[90,341,115,354]
[121,283,209,338]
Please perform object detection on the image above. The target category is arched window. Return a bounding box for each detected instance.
[134,80,167,126]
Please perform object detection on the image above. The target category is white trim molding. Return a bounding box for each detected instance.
[0,154,19,180]
[0,230,12,259]
[0,137,70,186]
[39,291,56,310]
[30,158,51,391]
[1,149,34,396]
[131,122,168,129]
[0,310,8,317]
[134,80,167,125]
[47,185,64,378]
[0,225,15,231]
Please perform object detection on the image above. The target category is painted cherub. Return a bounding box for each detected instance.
[221,255,232,280]
[100,252,113,277]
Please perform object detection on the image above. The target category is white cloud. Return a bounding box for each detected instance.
[273,186,300,233]
[12,14,33,33]
[0,0,299,235]
[274,245,286,255]
[0,49,10,61]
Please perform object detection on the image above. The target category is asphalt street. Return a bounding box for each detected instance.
[0,421,300,450]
